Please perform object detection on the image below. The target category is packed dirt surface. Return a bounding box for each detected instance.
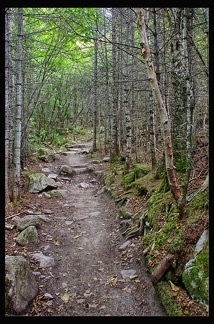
[6,141,167,317]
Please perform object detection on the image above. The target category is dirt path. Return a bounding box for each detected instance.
[26,142,166,316]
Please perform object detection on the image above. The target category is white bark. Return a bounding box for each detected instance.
[14,8,23,201]
[5,8,13,204]
[136,8,182,203]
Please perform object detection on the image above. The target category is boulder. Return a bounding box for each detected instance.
[27,173,57,193]
[15,226,38,246]
[5,255,38,314]
[182,230,209,305]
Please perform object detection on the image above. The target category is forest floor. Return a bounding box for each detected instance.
[5,140,167,317]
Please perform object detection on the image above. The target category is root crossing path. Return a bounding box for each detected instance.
[31,141,166,316]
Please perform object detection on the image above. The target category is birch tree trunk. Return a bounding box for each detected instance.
[103,9,112,154]
[149,90,157,169]
[136,8,182,204]
[92,29,98,152]
[111,8,119,158]
[130,9,138,158]
[5,8,13,205]
[123,8,132,170]
[182,8,194,203]
[13,8,23,201]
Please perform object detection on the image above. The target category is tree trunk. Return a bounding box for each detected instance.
[92,30,98,152]
[13,8,23,201]
[124,9,132,171]
[5,8,13,205]
[169,9,187,171]
[111,8,119,158]
[130,10,138,159]
[103,9,112,155]
[136,8,182,204]
[149,91,157,169]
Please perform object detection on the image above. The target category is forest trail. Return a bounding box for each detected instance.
[24,141,166,316]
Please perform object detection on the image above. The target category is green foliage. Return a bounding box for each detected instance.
[74,126,87,136]
[30,156,37,162]
[38,148,45,156]
[174,155,188,173]
[103,172,116,187]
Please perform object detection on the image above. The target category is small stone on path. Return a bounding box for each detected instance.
[120,269,136,279]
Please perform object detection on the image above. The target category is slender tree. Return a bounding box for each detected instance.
[5,8,13,205]
[13,8,23,201]
[111,8,120,157]
[136,8,182,207]
[124,9,132,171]
[92,29,98,152]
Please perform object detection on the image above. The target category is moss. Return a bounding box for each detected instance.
[38,148,45,156]
[103,172,116,187]
[146,189,172,229]
[156,282,184,316]
[118,208,132,219]
[121,164,151,189]
[22,169,36,177]
[182,243,209,304]
[37,147,52,156]
[30,156,37,162]
[188,189,208,216]
[168,230,183,253]
[134,163,151,178]
[132,179,148,196]
[122,171,135,187]
[157,174,170,193]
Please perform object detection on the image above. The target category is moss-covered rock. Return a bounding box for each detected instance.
[134,163,151,178]
[122,164,151,188]
[27,173,57,193]
[182,230,209,305]
[37,147,52,156]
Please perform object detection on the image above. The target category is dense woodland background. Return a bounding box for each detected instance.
[5,7,208,212]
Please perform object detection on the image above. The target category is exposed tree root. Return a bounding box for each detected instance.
[122,210,148,240]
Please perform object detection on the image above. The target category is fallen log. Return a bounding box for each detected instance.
[151,254,175,284]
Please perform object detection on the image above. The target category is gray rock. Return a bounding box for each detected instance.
[119,240,131,250]
[27,173,57,193]
[103,156,110,162]
[15,226,38,246]
[41,167,51,173]
[49,189,70,198]
[43,192,51,199]
[5,255,38,314]
[60,165,75,176]
[48,173,58,180]
[120,269,136,279]
[31,252,55,268]
[17,215,40,231]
